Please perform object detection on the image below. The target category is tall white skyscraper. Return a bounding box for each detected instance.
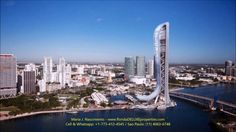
[153,22,170,105]
[136,22,174,109]
[58,57,66,88]
[148,59,154,77]
[38,79,46,92]
[43,57,53,82]
[65,64,71,85]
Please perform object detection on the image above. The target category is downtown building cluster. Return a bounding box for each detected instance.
[124,56,154,84]
[0,55,235,99]
[225,60,236,78]
[125,56,153,77]
[37,57,72,93]
[124,57,236,86]
[0,54,117,98]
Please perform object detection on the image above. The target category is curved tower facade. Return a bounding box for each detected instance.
[136,22,172,108]
[153,22,170,105]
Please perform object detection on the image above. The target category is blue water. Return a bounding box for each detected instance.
[179,83,236,103]
[0,84,235,132]
[109,94,125,102]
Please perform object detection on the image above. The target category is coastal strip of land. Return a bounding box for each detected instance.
[0,107,127,121]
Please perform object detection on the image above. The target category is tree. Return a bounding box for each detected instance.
[213,78,219,82]
[83,103,88,108]
[108,103,113,107]
[100,102,107,108]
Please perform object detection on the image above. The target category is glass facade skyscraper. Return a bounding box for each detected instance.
[136,56,145,76]
[225,60,233,76]
[124,57,135,78]
[22,71,36,94]
[0,54,17,98]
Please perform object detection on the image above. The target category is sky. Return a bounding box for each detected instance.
[1,0,235,64]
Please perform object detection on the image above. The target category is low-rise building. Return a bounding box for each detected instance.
[129,76,146,85]
[91,92,108,105]
[46,83,61,93]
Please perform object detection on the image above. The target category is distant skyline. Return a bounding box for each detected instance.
[1,0,235,64]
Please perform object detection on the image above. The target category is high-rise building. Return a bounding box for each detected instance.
[43,57,53,82]
[0,54,17,98]
[17,74,22,93]
[153,55,157,79]
[136,56,145,76]
[58,57,66,88]
[124,57,135,78]
[22,70,36,94]
[225,60,233,76]
[77,65,84,75]
[25,63,36,71]
[21,64,36,94]
[38,79,46,92]
[233,66,236,77]
[148,59,154,77]
[136,22,174,108]
[25,63,38,77]
[153,22,171,105]
[65,64,71,85]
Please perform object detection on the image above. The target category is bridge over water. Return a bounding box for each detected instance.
[170,91,236,116]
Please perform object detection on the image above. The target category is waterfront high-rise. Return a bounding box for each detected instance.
[17,75,22,93]
[58,57,66,88]
[148,59,154,77]
[65,64,71,85]
[153,22,171,105]
[136,56,145,76]
[43,57,53,82]
[225,60,233,76]
[0,54,17,98]
[21,63,36,94]
[22,71,36,94]
[136,22,173,108]
[124,57,135,78]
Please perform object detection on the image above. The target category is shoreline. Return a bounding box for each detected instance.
[170,81,234,89]
[1,83,234,122]
[0,107,126,121]
[170,87,185,92]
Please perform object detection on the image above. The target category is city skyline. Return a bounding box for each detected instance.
[1,0,235,64]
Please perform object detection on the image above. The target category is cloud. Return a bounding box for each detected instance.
[96,17,104,22]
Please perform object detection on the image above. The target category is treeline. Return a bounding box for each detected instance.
[0,94,60,115]
[169,77,203,85]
